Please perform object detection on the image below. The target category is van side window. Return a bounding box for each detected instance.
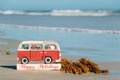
[21,44,29,50]
[31,44,42,50]
[45,44,57,50]
[45,45,49,49]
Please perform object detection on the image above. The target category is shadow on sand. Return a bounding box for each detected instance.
[0,65,16,70]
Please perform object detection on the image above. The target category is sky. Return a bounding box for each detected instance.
[0,0,120,11]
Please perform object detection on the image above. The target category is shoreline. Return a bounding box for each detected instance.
[0,35,120,64]
[0,37,118,63]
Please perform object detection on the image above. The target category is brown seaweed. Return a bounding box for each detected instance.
[60,58,109,75]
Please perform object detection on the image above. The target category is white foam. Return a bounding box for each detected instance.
[51,10,110,16]
[0,10,24,15]
[0,24,120,35]
[0,10,114,16]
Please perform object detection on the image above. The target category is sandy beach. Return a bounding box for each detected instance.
[0,0,120,79]
[0,38,120,80]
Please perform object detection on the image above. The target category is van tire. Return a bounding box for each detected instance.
[44,57,52,64]
[21,57,29,64]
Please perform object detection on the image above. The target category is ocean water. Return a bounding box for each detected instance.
[0,10,120,62]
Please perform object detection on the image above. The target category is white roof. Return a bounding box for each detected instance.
[18,41,60,51]
[21,41,58,44]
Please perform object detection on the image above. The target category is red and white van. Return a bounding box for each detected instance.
[17,41,61,64]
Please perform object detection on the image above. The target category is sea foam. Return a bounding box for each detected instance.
[0,24,120,35]
[0,10,119,16]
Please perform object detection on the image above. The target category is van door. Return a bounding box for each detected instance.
[30,44,43,61]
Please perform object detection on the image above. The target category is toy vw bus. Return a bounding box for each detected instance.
[17,41,61,64]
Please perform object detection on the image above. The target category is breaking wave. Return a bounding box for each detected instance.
[0,24,120,35]
[0,10,120,16]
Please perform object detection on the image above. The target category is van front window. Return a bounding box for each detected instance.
[45,44,57,50]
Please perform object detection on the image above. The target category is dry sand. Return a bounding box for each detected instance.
[0,38,120,80]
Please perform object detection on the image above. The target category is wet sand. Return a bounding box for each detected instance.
[0,38,120,80]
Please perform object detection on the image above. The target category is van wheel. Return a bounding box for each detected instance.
[44,57,52,64]
[21,57,29,64]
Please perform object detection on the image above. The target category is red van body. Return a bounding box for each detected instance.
[17,41,61,64]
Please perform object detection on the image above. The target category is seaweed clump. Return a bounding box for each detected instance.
[6,51,11,55]
[60,58,109,75]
